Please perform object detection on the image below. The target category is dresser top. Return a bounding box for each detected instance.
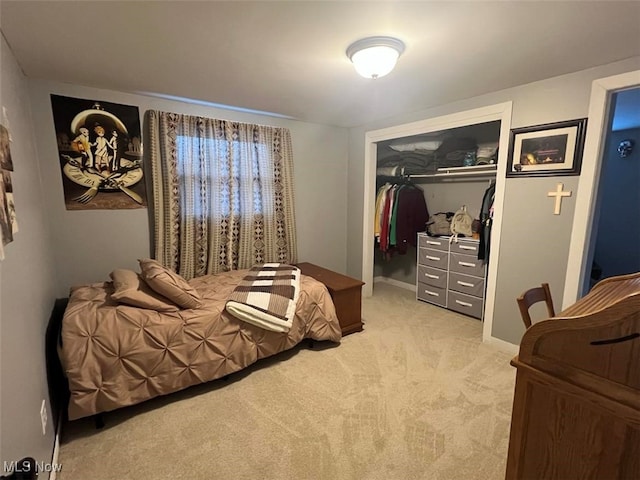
[297,262,365,292]
[419,232,479,243]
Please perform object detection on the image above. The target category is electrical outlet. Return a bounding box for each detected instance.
[40,400,47,435]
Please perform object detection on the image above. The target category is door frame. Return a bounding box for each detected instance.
[563,70,640,307]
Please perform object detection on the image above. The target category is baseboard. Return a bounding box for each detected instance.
[483,335,519,355]
[373,276,416,292]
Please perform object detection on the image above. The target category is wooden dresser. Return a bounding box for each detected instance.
[505,272,640,479]
[297,262,364,336]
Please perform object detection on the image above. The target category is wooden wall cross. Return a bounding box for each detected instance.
[547,183,572,215]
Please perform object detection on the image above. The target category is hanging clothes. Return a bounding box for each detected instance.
[374,180,429,257]
[374,183,392,241]
[478,181,496,262]
[379,185,394,253]
[389,184,406,247]
[394,184,429,254]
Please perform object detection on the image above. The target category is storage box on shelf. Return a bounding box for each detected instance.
[416,232,486,319]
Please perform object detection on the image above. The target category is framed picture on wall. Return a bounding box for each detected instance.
[0,123,16,254]
[506,118,587,177]
[50,95,146,210]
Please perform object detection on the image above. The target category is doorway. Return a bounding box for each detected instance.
[588,88,640,287]
[564,71,640,307]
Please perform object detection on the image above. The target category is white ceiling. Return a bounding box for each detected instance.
[2,1,640,128]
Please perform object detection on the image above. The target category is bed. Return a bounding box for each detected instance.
[59,264,342,420]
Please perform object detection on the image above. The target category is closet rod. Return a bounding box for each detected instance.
[408,170,497,179]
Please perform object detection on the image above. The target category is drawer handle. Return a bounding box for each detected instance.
[424,290,440,297]
[457,280,475,287]
[424,273,440,279]
[455,300,473,307]
[459,245,476,251]
[426,255,441,261]
[458,261,476,268]
[426,240,442,246]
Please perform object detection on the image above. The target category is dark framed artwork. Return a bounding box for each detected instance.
[50,95,147,210]
[506,118,587,177]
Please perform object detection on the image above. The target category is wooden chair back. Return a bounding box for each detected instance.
[516,283,556,328]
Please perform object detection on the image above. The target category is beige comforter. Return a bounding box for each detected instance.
[60,269,341,420]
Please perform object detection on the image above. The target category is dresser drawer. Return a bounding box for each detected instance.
[418,235,449,252]
[417,283,447,307]
[418,248,449,270]
[448,272,484,297]
[450,239,480,256]
[417,265,447,289]
[449,252,485,277]
[448,291,483,319]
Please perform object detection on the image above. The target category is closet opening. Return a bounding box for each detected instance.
[362,102,513,342]
[373,121,501,293]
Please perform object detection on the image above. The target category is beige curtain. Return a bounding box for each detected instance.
[147,111,297,279]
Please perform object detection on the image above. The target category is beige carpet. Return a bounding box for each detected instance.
[57,282,516,480]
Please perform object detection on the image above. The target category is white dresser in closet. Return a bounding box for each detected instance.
[416,232,486,319]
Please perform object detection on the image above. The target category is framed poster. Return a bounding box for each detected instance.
[506,119,587,177]
[50,95,147,209]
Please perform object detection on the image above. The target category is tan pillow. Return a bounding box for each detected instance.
[138,259,202,309]
[110,269,179,312]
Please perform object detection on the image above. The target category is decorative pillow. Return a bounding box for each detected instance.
[109,269,179,312]
[138,258,203,309]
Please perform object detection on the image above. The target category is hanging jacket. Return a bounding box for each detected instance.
[478,182,496,261]
[395,185,429,255]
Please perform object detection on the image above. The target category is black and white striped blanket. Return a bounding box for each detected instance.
[225,263,301,333]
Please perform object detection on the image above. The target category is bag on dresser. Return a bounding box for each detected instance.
[450,205,474,238]
[426,212,453,236]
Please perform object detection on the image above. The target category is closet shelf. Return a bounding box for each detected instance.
[409,164,497,179]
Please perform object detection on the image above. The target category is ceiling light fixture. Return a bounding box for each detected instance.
[346,36,405,79]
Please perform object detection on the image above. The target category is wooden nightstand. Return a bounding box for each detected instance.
[297,262,365,336]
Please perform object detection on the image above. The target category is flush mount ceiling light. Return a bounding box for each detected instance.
[346,36,405,79]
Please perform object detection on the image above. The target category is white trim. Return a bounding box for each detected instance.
[49,411,61,480]
[361,102,513,350]
[563,70,640,309]
[483,336,520,356]
[481,103,513,346]
[373,275,416,292]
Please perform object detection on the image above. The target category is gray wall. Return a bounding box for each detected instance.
[593,127,640,278]
[348,56,640,346]
[0,35,57,469]
[28,80,349,297]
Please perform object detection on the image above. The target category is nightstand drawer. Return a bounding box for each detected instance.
[417,283,447,306]
[449,252,484,277]
[418,248,449,270]
[448,272,484,297]
[418,235,449,252]
[417,265,447,289]
[448,291,483,319]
